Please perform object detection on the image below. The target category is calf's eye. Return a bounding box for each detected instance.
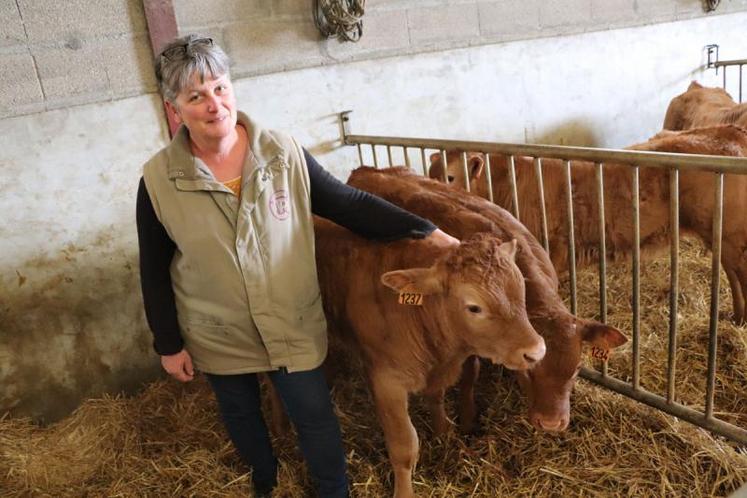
[467,305,482,314]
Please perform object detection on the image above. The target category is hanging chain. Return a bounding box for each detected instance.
[314,0,366,43]
[703,0,720,11]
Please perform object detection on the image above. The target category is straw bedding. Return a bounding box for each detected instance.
[2,237,746,497]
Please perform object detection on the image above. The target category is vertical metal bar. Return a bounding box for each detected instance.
[338,110,353,144]
[631,166,641,391]
[387,145,393,167]
[534,157,550,255]
[564,160,577,315]
[595,162,608,376]
[508,155,520,221]
[667,168,680,404]
[441,150,448,184]
[460,152,471,193]
[356,144,363,167]
[404,147,411,170]
[705,173,724,419]
[484,153,494,203]
[420,148,428,177]
[739,64,743,103]
[723,65,727,90]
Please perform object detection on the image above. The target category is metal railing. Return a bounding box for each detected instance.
[707,45,745,102]
[717,58,745,103]
[339,111,747,444]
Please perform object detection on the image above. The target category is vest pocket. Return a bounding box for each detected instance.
[182,319,232,352]
[297,291,322,313]
[181,315,235,353]
[297,292,325,326]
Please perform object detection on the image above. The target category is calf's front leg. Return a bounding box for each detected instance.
[370,372,419,498]
[425,388,451,437]
[457,355,480,434]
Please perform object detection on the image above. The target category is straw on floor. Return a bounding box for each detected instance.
[1,236,746,497]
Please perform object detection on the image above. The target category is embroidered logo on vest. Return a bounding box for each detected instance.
[269,189,290,220]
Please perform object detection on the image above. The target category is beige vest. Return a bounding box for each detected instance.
[142,112,327,374]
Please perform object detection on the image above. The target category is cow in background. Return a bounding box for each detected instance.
[347,166,627,439]
[314,218,545,498]
[663,81,747,131]
[428,125,747,324]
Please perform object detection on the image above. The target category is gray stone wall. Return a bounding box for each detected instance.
[1,0,155,118]
[2,0,746,120]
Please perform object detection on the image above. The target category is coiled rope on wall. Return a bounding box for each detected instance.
[314,0,366,42]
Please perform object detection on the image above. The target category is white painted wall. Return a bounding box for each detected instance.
[234,13,745,178]
[0,96,167,421]
[1,12,744,421]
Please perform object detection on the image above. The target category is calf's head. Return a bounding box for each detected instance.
[514,315,627,431]
[380,233,545,371]
[428,151,486,191]
[663,81,737,130]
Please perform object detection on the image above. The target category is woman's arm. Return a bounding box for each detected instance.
[136,178,184,355]
[306,149,444,241]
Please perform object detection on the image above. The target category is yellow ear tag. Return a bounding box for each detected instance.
[398,292,424,306]
[589,346,610,362]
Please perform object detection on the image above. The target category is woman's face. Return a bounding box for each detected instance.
[171,72,237,142]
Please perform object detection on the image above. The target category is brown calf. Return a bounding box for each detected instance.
[314,217,545,498]
[428,125,747,323]
[663,81,747,131]
[347,167,627,437]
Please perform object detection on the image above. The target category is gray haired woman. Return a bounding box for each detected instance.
[136,34,458,497]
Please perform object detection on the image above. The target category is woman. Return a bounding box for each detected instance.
[136,34,457,497]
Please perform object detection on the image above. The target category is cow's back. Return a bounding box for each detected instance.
[346,167,563,311]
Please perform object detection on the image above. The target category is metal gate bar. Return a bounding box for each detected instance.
[535,158,549,254]
[509,155,520,220]
[595,162,609,376]
[338,111,747,444]
[484,154,495,204]
[461,152,472,194]
[666,169,680,404]
[705,173,724,419]
[631,166,641,390]
[564,160,577,315]
[714,57,746,102]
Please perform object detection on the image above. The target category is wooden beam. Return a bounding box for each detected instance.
[143,0,180,137]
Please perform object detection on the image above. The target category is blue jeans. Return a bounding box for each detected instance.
[206,366,349,497]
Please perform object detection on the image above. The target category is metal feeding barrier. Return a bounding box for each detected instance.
[707,44,745,102]
[338,110,747,444]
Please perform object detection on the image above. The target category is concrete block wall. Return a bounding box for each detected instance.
[3,0,747,119]
[178,0,747,78]
[0,0,155,118]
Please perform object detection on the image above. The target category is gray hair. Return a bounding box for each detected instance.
[154,34,231,103]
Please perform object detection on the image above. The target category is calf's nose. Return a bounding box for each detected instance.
[534,415,569,432]
[521,339,546,365]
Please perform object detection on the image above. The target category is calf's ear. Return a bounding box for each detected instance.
[468,155,485,180]
[496,239,518,261]
[381,268,443,295]
[428,153,443,179]
[580,320,628,349]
